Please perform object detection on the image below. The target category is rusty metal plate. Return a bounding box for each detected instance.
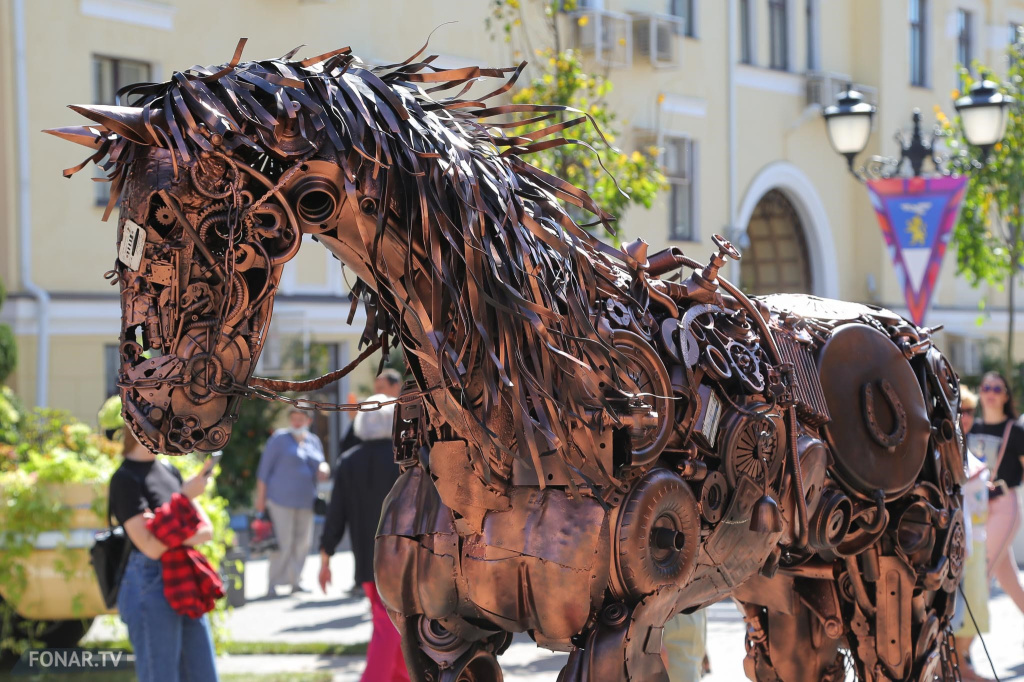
[818,325,930,500]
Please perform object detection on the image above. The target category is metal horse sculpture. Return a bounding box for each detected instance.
[52,41,968,681]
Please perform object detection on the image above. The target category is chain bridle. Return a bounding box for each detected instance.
[119,337,437,415]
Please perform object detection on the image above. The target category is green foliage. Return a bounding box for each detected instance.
[217,397,282,510]
[487,0,666,240]
[0,411,120,655]
[0,386,21,447]
[0,275,16,384]
[941,45,1024,376]
[0,409,235,655]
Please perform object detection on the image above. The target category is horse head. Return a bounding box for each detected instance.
[49,40,640,468]
[46,42,384,454]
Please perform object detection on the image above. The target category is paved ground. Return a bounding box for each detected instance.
[84,549,1024,681]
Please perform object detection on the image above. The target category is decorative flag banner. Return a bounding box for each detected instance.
[865,175,968,326]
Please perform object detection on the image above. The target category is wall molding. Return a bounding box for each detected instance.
[79,0,176,31]
[735,64,804,96]
[661,94,708,118]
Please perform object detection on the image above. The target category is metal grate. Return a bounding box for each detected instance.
[774,331,831,427]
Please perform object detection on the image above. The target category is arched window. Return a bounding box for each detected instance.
[739,189,813,295]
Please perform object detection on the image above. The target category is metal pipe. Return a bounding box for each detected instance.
[13,0,50,406]
[788,405,810,549]
[727,0,738,282]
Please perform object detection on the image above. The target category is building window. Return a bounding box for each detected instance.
[768,0,789,71]
[669,0,695,37]
[909,0,928,86]
[1010,22,1022,46]
[93,56,151,206]
[739,190,813,295]
[806,0,818,70]
[739,0,754,64]
[93,55,151,105]
[956,9,973,73]
[665,137,696,241]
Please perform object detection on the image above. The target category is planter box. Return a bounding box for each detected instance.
[0,481,115,620]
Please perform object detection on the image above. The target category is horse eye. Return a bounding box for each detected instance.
[359,197,378,215]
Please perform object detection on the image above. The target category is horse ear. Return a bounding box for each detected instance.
[42,125,109,149]
[66,104,156,145]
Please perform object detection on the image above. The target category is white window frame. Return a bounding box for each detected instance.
[956,8,974,74]
[668,0,698,38]
[739,0,757,65]
[663,135,699,243]
[92,54,153,207]
[768,0,791,71]
[909,0,929,87]
[805,0,820,71]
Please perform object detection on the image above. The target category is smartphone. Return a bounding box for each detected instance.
[205,451,224,472]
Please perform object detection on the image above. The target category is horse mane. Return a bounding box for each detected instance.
[76,39,643,488]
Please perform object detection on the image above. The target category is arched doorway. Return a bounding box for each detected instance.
[739,189,814,295]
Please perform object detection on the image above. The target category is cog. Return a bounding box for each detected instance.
[154,206,175,227]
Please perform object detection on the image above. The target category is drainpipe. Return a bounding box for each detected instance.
[13,0,50,406]
[726,0,740,281]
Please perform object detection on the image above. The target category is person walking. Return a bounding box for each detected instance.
[338,369,403,456]
[256,408,329,597]
[108,419,219,682]
[968,371,1024,616]
[954,387,992,681]
[661,610,708,681]
[318,396,407,682]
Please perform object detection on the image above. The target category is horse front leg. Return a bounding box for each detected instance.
[557,593,679,682]
[392,612,510,682]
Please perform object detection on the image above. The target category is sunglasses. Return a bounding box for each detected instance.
[980,384,1006,394]
[962,407,976,415]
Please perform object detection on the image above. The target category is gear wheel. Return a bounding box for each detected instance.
[154,205,175,227]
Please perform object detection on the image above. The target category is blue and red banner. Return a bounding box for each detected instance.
[865,176,968,326]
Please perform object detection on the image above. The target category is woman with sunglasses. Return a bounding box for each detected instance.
[968,371,1024,616]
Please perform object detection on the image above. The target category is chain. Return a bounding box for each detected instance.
[227,379,438,412]
[119,374,438,412]
[246,151,315,216]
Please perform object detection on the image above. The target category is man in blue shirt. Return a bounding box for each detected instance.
[255,409,329,596]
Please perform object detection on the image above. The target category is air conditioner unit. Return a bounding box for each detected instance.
[630,12,683,68]
[805,71,878,109]
[570,9,632,69]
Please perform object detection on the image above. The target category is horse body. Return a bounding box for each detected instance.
[52,43,965,681]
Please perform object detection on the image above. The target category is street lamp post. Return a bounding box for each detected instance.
[822,79,1013,181]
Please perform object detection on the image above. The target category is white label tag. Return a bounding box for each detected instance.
[118,220,146,271]
[700,390,722,447]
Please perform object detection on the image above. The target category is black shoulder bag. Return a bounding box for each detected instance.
[91,471,139,609]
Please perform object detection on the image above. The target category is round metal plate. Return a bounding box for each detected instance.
[817,324,930,500]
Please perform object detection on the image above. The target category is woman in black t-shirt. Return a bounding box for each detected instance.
[108,425,218,682]
[969,371,1024,616]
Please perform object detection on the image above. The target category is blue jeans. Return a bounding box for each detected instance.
[118,551,219,682]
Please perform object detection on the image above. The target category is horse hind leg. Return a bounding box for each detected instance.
[839,546,960,682]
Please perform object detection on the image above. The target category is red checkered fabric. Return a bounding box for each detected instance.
[146,492,224,618]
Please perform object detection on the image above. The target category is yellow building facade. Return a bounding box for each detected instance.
[1,0,1023,430]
